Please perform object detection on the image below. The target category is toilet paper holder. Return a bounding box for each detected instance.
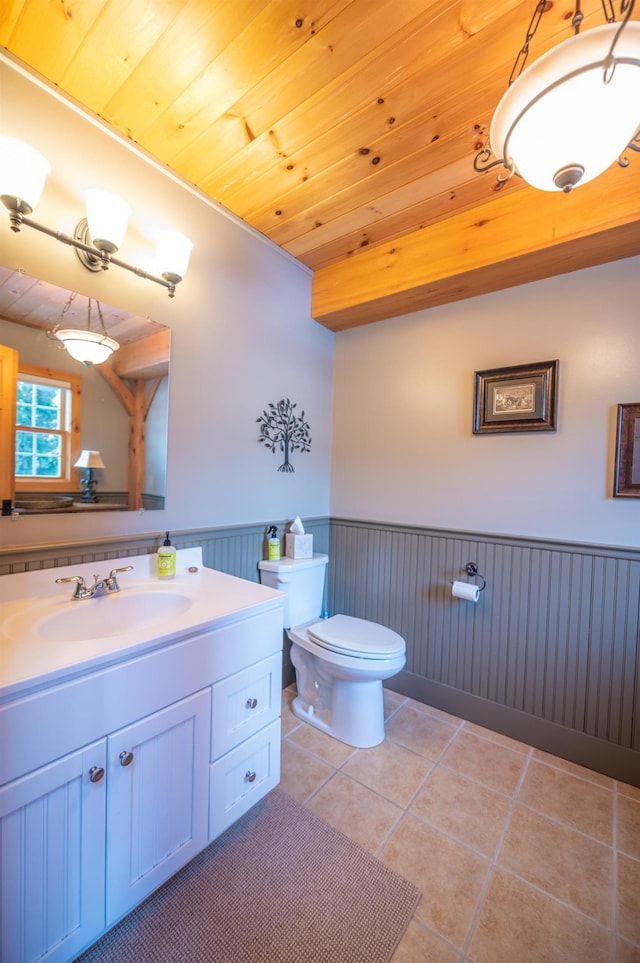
[449,562,486,592]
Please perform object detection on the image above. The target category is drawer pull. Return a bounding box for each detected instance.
[246,698,258,709]
[89,766,105,783]
[245,770,257,783]
[119,750,134,767]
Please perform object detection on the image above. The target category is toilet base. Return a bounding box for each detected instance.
[292,678,385,748]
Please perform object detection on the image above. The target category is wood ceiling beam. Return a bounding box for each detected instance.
[311,162,640,331]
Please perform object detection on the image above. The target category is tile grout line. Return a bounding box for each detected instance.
[371,710,468,858]
[459,745,534,960]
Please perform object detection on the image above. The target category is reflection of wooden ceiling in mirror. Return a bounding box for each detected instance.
[0,266,169,379]
[0,266,163,343]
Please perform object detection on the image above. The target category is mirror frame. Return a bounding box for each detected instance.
[613,403,640,498]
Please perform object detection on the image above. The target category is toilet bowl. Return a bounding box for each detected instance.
[258,554,406,748]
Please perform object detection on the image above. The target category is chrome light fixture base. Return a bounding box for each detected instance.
[73,218,108,272]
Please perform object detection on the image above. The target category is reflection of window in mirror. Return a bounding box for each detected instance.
[15,364,81,493]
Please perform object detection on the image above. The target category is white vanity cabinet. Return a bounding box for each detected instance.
[0,552,284,963]
[0,740,107,963]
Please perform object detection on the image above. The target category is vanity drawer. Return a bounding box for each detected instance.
[209,719,280,841]
[211,652,281,759]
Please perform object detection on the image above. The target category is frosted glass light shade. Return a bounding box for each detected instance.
[154,229,193,282]
[84,188,130,253]
[490,23,640,192]
[0,136,51,213]
[55,329,120,366]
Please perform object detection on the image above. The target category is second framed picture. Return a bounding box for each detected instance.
[473,360,559,434]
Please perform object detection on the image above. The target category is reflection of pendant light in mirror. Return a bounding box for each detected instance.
[55,328,119,365]
[49,294,120,366]
[474,3,640,192]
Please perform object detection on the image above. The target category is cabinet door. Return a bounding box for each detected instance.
[106,688,211,925]
[0,740,106,963]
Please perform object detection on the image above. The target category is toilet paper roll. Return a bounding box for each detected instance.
[451,580,480,602]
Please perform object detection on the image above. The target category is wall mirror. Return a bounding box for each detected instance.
[614,403,640,498]
[0,267,170,514]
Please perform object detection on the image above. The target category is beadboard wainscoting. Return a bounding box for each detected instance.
[2,516,638,785]
[328,519,640,787]
[0,518,330,580]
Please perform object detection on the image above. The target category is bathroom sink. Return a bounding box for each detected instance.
[4,589,194,643]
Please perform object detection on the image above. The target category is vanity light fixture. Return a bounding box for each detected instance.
[48,292,120,366]
[0,136,193,296]
[474,0,640,192]
[74,450,106,503]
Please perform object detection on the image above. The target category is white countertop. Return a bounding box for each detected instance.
[0,548,284,702]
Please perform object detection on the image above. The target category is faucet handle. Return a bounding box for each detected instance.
[55,575,89,599]
[105,564,133,593]
[109,565,133,578]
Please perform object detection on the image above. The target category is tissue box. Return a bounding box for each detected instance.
[285,533,313,559]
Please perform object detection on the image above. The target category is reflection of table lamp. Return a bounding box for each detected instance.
[74,450,106,503]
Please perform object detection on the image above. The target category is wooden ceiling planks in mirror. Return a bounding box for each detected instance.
[0,267,165,359]
[1,0,639,330]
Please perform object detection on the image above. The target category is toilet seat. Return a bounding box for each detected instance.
[307,614,405,660]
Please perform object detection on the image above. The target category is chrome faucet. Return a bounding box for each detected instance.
[55,565,133,600]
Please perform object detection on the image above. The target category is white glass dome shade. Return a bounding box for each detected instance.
[490,23,640,192]
[55,329,120,366]
[84,188,131,254]
[0,136,51,214]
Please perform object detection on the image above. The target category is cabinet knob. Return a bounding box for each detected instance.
[89,766,105,783]
[119,750,134,767]
[245,770,257,783]
[245,698,258,709]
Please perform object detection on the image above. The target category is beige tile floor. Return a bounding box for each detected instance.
[279,684,640,963]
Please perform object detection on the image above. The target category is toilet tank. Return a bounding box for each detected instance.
[258,554,328,628]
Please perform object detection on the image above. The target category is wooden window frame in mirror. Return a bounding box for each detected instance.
[15,363,81,493]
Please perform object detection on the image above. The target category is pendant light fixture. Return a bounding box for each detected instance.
[474,0,640,192]
[0,136,193,296]
[48,293,120,366]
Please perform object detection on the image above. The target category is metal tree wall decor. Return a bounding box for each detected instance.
[257,398,311,472]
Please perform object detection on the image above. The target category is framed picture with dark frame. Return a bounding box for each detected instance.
[613,403,640,498]
[473,360,559,434]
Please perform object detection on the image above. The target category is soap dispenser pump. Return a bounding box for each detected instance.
[267,526,280,561]
[157,531,176,578]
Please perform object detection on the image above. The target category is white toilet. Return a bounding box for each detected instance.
[258,553,406,748]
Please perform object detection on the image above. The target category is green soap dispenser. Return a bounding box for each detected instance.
[157,531,176,578]
[267,526,280,561]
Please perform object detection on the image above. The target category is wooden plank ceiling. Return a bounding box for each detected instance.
[1,0,639,330]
